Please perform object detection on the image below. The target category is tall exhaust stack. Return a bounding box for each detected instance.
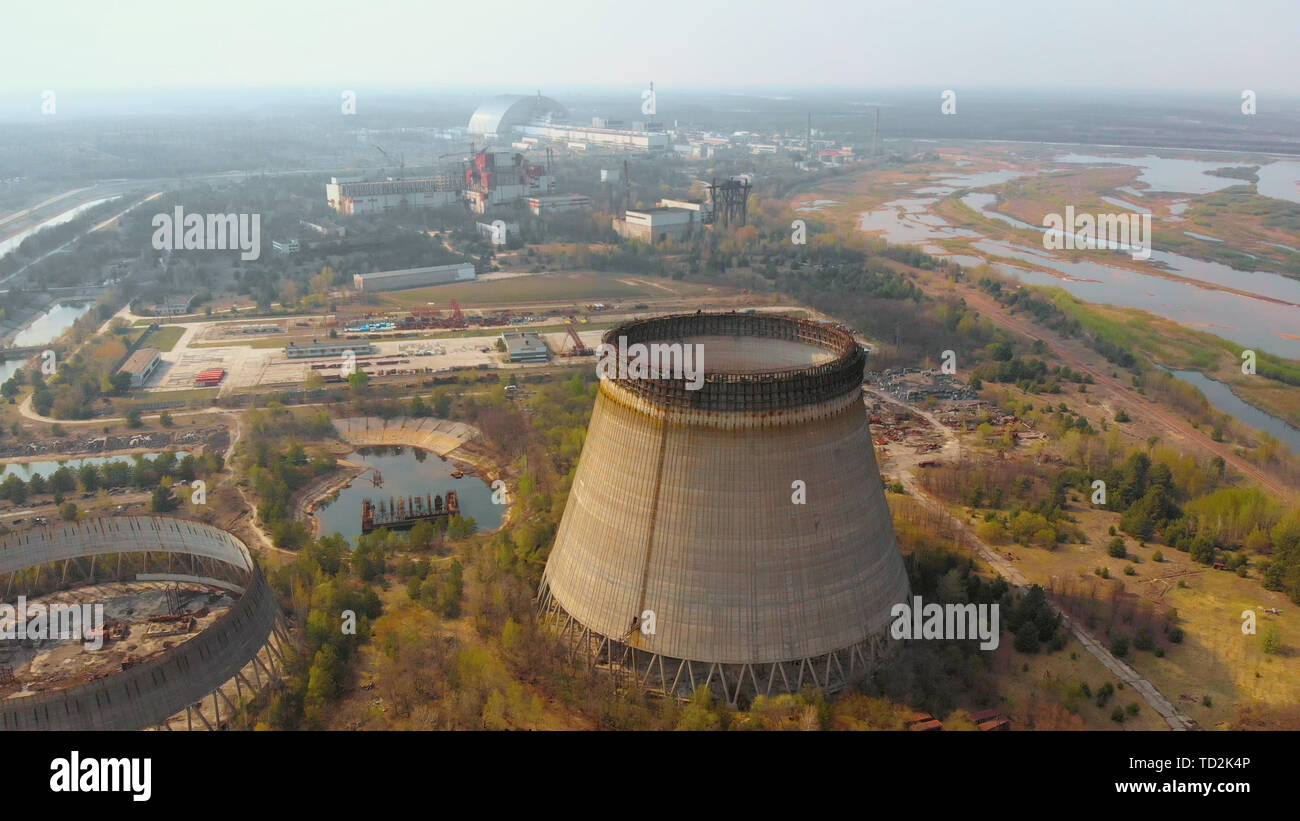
[538,313,910,702]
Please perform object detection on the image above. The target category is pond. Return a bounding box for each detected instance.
[1052,154,1243,195]
[1156,367,1300,454]
[973,239,1300,358]
[11,301,94,347]
[948,192,1300,358]
[1,301,96,384]
[313,446,503,545]
[0,452,162,481]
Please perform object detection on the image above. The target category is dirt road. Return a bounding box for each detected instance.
[873,393,1198,730]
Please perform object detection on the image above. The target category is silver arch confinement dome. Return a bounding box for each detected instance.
[538,312,910,700]
[467,94,567,136]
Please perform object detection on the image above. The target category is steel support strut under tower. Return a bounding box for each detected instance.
[535,586,889,705]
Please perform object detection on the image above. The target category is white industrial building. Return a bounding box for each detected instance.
[300,219,346,237]
[326,177,460,215]
[501,331,550,363]
[519,123,669,151]
[352,263,476,293]
[657,198,712,221]
[612,207,698,244]
[285,341,377,359]
[527,195,591,216]
[119,348,162,388]
[466,179,552,214]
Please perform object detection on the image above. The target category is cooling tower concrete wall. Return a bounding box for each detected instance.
[333,416,479,456]
[539,313,910,695]
[0,517,287,731]
[1,568,282,731]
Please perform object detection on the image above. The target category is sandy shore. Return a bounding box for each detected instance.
[299,458,369,538]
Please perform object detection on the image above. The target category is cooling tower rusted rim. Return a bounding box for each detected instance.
[600,312,865,412]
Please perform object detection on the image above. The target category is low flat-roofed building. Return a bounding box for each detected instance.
[352,263,476,293]
[527,194,591,216]
[326,177,460,215]
[657,198,712,221]
[285,341,377,359]
[300,219,346,237]
[137,293,197,317]
[501,331,549,363]
[612,207,697,244]
[519,123,669,151]
[119,347,161,388]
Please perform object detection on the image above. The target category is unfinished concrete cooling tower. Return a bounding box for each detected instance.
[538,312,910,701]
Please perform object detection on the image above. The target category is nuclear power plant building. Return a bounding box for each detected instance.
[538,313,911,702]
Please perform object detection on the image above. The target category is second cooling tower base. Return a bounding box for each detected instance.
[537,591,891,705]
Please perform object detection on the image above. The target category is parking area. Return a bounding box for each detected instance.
[141,325,608,393]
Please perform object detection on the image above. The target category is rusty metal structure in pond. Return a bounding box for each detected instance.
[361,491,459,533]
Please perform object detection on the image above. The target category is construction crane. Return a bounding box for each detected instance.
[438,143,474,162]
[562,323,592,356]
[448,299,465,328]
[373,145,404,179]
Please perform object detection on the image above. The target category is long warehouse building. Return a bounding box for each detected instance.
[326,177,461,215]
[352,263,476,293]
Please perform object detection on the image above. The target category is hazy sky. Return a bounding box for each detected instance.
[5,0,1298,94]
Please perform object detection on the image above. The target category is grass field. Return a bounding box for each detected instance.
[377,271,707,309]
[990,500,1300,727]
[990,631,1168,730]
[140,325,185,352]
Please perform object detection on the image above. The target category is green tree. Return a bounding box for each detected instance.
[676,687,724,731]
[306,644,342,703]
[150,483,179,513]
[408,520,436,551]
[1110,634,1130,657]
[1014,620,1040,653]
[0,474,28,503]
[77,464,100,492]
